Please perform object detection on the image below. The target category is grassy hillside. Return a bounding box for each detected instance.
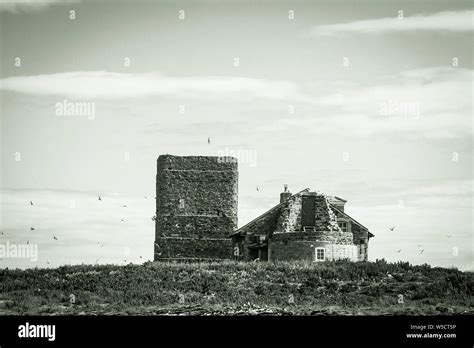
[0,259,472,315]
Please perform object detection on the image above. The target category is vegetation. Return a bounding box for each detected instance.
[0,259,472,315]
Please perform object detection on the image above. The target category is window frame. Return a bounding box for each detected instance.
[315,247,325,262]
[338,221,348,232]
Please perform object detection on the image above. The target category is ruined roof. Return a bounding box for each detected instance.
[231,188,373,238]
[329,205,374,238]
[229,188,309,237]
[326,196,347,204]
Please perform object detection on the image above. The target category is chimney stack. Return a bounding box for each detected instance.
[280,184,291,203]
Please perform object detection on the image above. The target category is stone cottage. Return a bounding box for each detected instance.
[153,154,373,262]
[230,186,374,262]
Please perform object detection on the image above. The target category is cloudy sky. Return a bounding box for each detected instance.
[0,0,472,270]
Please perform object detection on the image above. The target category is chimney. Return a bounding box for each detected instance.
[280,184,291,203]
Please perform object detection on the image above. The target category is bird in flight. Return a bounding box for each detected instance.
[419,249,424,254]
[53,235,58,240]
[207,137,211,144]
[123,205,127,208]
[99,242,104,248]
[30,227,35,231]
[397,249,401,253]
[30,201,34,206]
[389,226,395,231]
[256,186,259,191]
[98,195,102,201]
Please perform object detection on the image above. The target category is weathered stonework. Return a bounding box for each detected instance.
[231,188,373,262]
[275,192,353,243]
[156,237,232,260]
[270,239,358,262]
[154,155,238,261]
[153,154,372,262]
[332,207,370,261]
[269,233,357,261]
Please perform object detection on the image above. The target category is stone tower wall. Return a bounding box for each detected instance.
[154,155,238,260]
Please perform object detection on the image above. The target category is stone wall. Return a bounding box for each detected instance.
[155,237,232,260]
[271,231,353,244]
[158,215,235,238]
[331,204,372,261]
[274,192,354,245]
[154,155,238,261]
[270,240,314,261]
[324,243,358,261]
[351,224,369,261]
[275,193,343,234]
[269,235,358,262]
[233,191,361,263]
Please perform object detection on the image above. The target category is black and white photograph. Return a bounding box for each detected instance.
[0,0,472,345]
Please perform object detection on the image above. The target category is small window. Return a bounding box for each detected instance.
[315,247,325,262]
[338,221,347,232]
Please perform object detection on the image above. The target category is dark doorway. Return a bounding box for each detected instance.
[301,195,316,227]
[248,247,258,261]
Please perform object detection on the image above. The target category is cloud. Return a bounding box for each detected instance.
[311,10,474,35]
[0,0,79,13]
[0,71,314,103]
[259,67,473,139]
[1,67,472,140]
